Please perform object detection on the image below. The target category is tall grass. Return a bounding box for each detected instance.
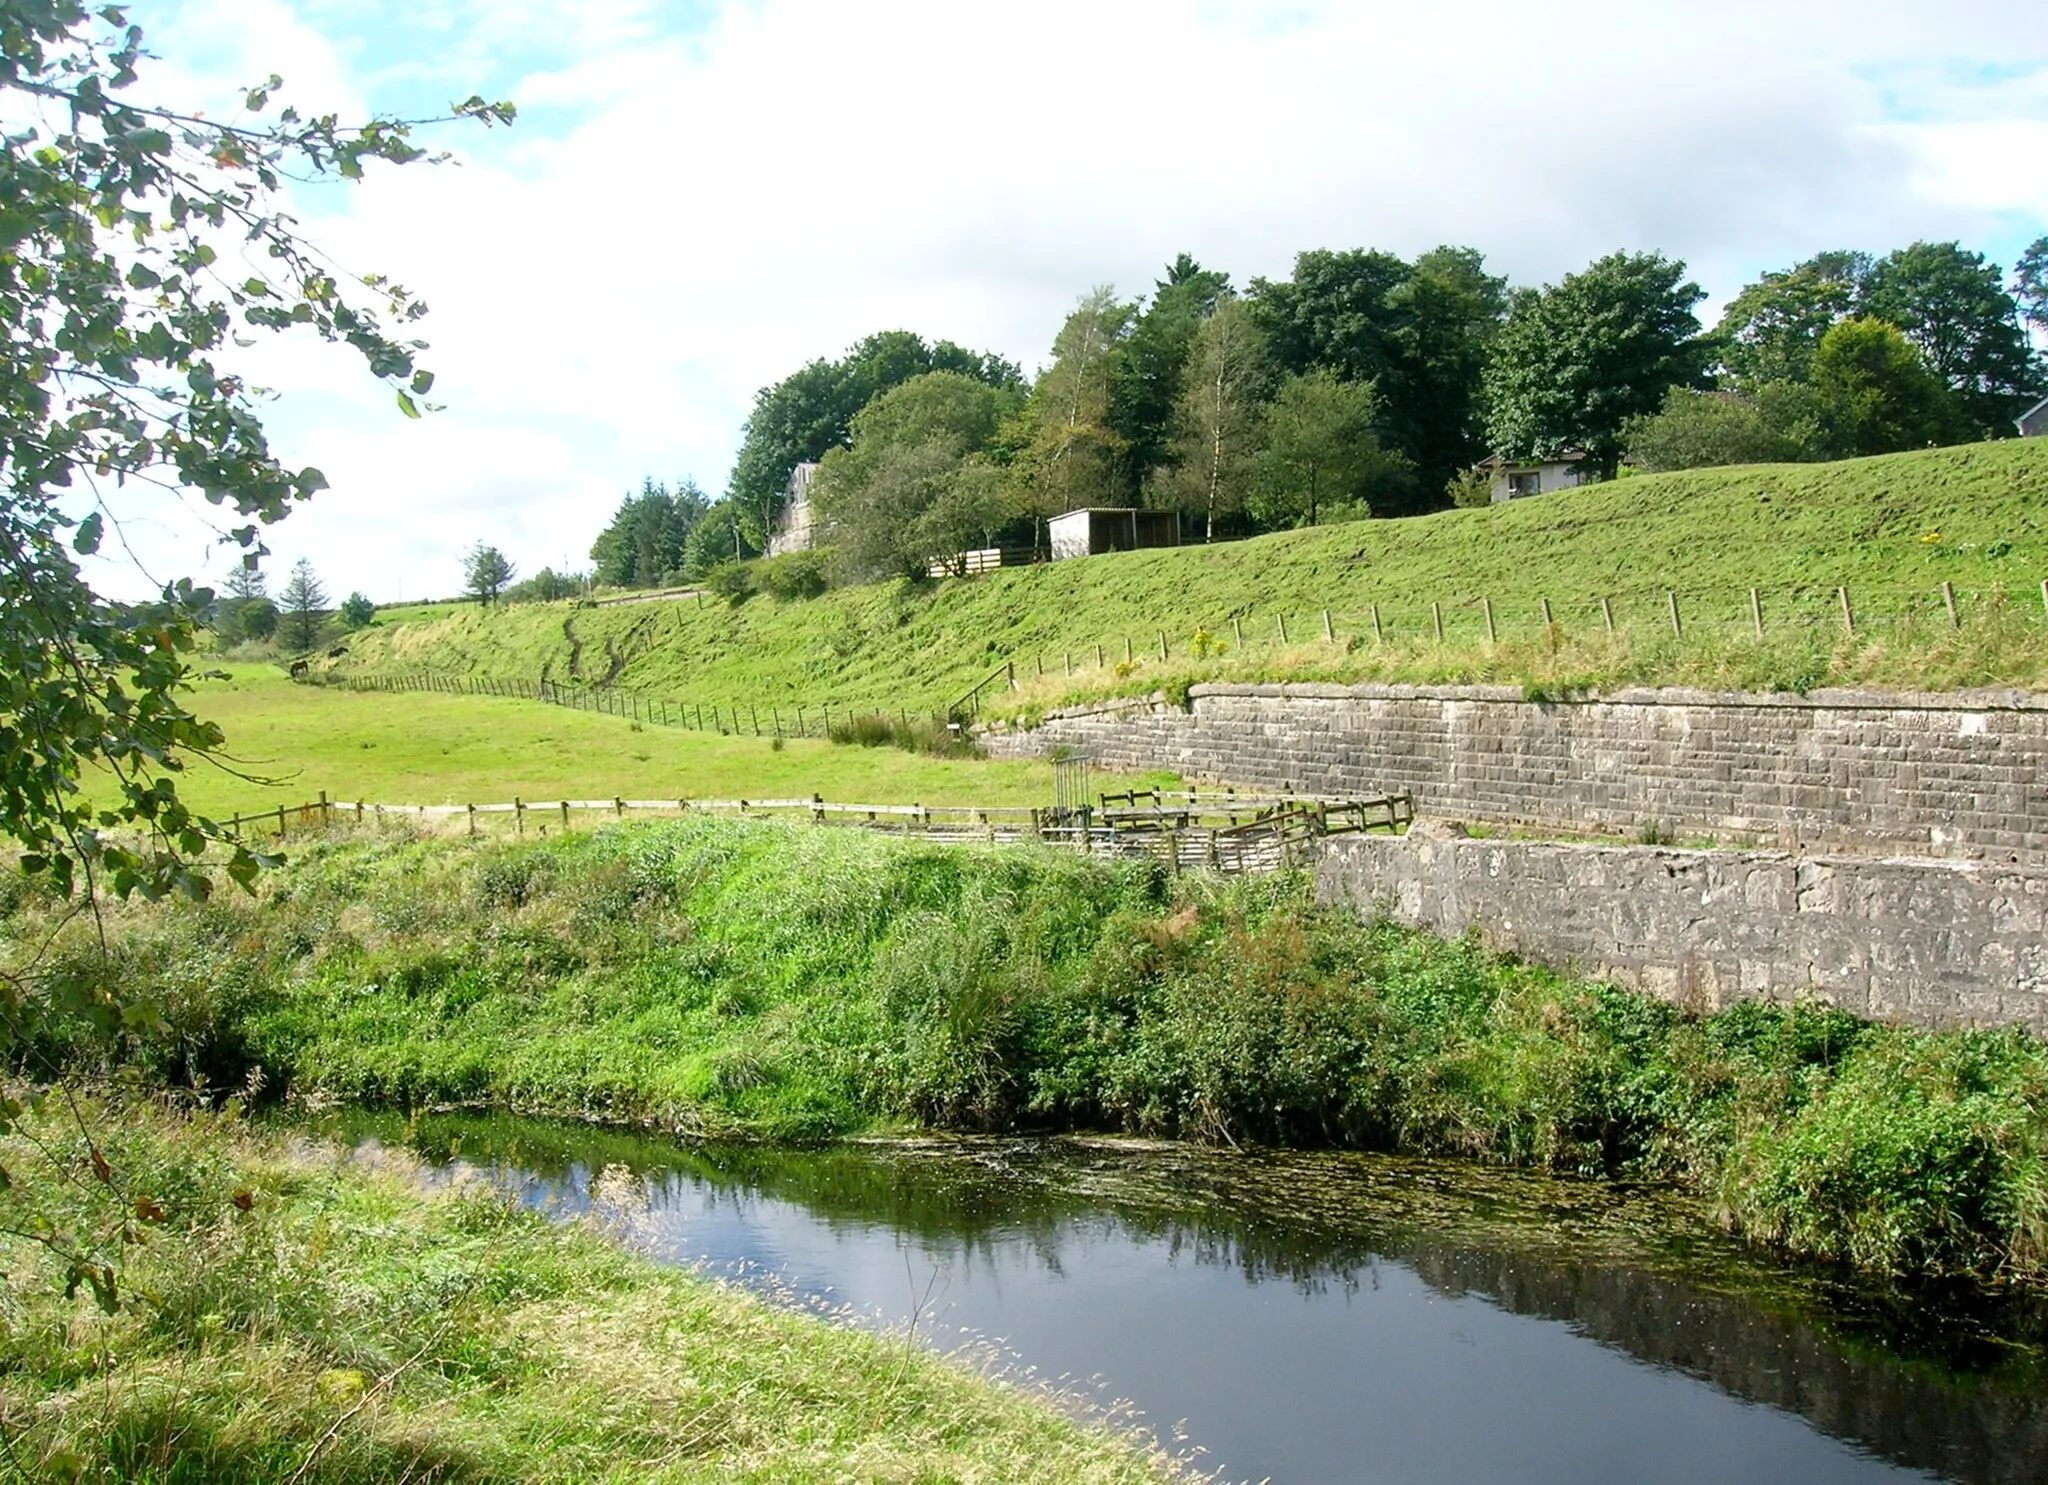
[0,1098,1180,1482]
[11,816,2048,1283]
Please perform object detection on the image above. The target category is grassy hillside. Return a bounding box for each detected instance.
[330,442,2048,710]
[131,666,1175,817]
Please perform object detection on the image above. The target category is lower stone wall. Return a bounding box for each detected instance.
[1314,828,2048,1035]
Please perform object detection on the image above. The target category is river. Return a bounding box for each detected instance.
[311,1110,2048,1485]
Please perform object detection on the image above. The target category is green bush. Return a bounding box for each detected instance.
[703,559,752,604]
[757,549,830,601]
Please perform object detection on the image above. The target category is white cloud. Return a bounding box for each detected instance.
[86,0,2048,602]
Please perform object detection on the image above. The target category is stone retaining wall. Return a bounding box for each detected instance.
[1315,829,2048,1035]
[983,682,2048,862]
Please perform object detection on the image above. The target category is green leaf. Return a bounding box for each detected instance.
[71,513,103,554]
[395,389,420,419]
[409,369,435,395]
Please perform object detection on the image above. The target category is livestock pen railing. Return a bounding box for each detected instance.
[215,789,1412,875]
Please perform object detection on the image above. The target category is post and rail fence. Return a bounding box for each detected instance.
[214,786,1412,876]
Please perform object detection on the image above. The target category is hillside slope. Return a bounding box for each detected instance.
[334,441,2048,711]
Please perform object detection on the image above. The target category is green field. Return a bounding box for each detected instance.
[146,666,1175,819]
[330,442,2048,710]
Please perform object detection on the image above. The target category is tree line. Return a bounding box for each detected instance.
[644,237,2041,588]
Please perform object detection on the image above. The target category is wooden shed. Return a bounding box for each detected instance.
[1047,508,1180,561]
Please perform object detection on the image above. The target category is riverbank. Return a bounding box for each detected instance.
[0,1098,1179,1482]
[11,814,2047,1283]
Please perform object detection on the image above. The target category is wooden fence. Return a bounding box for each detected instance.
[216,788,1412,875]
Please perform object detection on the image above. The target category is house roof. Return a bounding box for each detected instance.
[1475,450,1589,471]
[2018,395,2048,434]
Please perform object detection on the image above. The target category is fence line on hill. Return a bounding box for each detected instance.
[215,788,1413,875]
[315,577,2048,726]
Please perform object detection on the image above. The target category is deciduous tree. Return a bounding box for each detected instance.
[1017,288,1135,515]
[0,2,506,914]
[339,592,376,629]
[1714,251,1871,387]
[1808,317,1959,457]
[726,332,1022,538]
[1860,241,2040,434]
[1483,252,1708,479]
[1251,370,1409,527]
[1156,298,1269,541]
[811,371,1009,580]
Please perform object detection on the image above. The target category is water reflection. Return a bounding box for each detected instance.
[316,1112,2048,1485]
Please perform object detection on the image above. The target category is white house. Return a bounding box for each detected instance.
[1477,452,1589,502]
[2019,396,2048,439]
[767,462,819,555]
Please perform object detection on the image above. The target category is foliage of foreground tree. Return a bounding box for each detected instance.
[0,3,507,910]
[0,0,508,1242]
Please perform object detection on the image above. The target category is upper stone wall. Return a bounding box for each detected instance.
[982,682,2048,862]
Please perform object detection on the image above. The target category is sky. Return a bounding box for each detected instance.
[83,0,2048,603]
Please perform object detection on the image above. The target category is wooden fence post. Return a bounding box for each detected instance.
[1600,597,1614,633]
[1750,587,1764,638]
[1065,651,1072,675]
[1276,614,1288,645]
[1666,590,1682,638]
[1123,636,1133,664]
[1322,608,1334,643]
[773,707,782,737]
[1158,630,1168,661]
[2040,579,2048,620]
[560,800,569,831]
[276,804,286,839]
[1482,597,1496,644]
[1370,604,1382,643]
[615,797,625,818]
[319,790,330,829]
[1540,597,1554,629]
[1942,581,1959,628]
[1231,616,1243,648]
[1431,602,1443,643]
[1838,586,1856,636]
[467,803,476,836]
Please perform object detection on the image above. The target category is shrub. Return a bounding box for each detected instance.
[704,560,752,604]
[757,550,829,601]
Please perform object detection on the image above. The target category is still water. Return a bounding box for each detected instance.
[318,1112,2048,1485]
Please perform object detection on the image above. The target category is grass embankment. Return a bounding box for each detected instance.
[21,817,2047,1284]
[0,1102,1174,1483]
[332,442,2048,710]
[148,665,1176,818]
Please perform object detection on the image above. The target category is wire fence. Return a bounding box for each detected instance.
[312,577,2048,726]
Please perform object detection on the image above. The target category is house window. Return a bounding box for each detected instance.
[1508,471,1542,499]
